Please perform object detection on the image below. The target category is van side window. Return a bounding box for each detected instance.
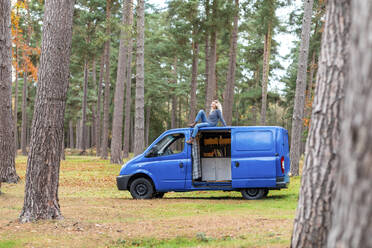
[146,133,185,157]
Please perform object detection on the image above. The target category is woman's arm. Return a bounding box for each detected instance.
[218,110,227,126]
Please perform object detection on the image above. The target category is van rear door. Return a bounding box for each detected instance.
[231,128,277,188]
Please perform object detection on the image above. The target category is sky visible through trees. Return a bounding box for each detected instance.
[147,0,301,93]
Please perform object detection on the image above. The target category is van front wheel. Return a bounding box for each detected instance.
[241,188,265,200]
[129,178,154,199]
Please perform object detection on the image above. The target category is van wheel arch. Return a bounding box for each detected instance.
[128,173,156,191]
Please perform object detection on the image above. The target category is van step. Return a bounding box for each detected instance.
[193,181,232,187]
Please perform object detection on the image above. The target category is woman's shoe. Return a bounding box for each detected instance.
[188,122,196,128]
[186,137,194,144]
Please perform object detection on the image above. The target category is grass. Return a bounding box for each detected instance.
[0,155,300,248]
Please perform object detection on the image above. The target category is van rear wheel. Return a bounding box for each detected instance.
[129,178,154,199]
[241,188,265,200]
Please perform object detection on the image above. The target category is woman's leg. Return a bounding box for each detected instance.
[194,110,208,123]
[191,122,211,138]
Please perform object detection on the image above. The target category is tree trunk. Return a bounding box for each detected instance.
[75,119,79,149]
[171,57,177,129]
[21,65,28,155]
[305,51,316,123]
[133,0,145,156]
[19,0,74,222]
[69,120,74,148]
[111,0,132,164]
[80,59,88,152]
[61,132,65,160]
[290,0,314,176]
[96,55,104,156]
[204,0,210,104]
[223,0,239,126]
[205,0,218,111]
[189,36,199,123]
[327,1,371,247]
[130,113,134,153]
[260,21,272,125]
[123,0,134,158]
[101,0,112,160]
[252,66,260,125]
[0,0,19,191]
[14,68,19,156]
[290,0,350,246]
[145,104,151,147]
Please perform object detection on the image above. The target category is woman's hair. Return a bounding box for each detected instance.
[210,100,223,114]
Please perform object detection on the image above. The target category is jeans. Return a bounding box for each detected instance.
[191,110,215,138]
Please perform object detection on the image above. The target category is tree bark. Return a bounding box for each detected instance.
[111,0,132,164]
[123,0,134,158]
[260,21,272,125]
[189,36,199,123]
[96,54,104,156]
[204,0,210,105]
[171,57,177,129]
[327,1,371,247]
[101,0,112,160]
[133,0,145,156]
[205,0,218,111]
[69,120,74,148]
[21,65,28,155]
[223,0,239,126]
[290,0,314,176]
[252,65,260,125]
[91,58,97,148]
[0,0,19,191]
[80,59,88,152]
[14,68,19,156]
[19,0,75,222]
[290,0,350,246]
[75,119,80,149]
[145,104,151,147]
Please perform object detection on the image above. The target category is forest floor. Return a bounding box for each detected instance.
[0,154,300,248]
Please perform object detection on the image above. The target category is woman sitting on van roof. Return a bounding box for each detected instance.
[186,100,227,144]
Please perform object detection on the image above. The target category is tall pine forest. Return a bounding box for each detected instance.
[7,0,322,162]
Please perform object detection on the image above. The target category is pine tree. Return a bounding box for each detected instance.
[0,0,19,193]
[289,0,314,176]
[19,0,75,222]
[134,0,145,155]
[328,1,371,246]
[291,0,350,246]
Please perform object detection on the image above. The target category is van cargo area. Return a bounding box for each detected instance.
[192,131,232,186]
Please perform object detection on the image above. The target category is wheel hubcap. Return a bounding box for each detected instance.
[246,189,259,196]
[136,184,147,196]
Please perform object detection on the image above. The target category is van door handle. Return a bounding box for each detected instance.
[235,162,239,168]
[179,162,184,168]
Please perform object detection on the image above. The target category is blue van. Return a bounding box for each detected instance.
[117,126,290,200]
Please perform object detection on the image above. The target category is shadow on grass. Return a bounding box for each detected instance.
[113,194,290,201]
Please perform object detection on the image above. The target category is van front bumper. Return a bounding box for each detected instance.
[116,175,131,190]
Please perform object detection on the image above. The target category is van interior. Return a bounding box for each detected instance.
[192,130,232,186]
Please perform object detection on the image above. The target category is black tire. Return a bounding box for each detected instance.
[153,192,165,198]
[263,189,269,198]
[129,178,154,199]
[241,188,265,200]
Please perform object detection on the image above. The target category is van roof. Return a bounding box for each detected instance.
[166,126,287,133]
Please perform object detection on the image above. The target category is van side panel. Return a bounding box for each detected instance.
[231,128,277,188]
